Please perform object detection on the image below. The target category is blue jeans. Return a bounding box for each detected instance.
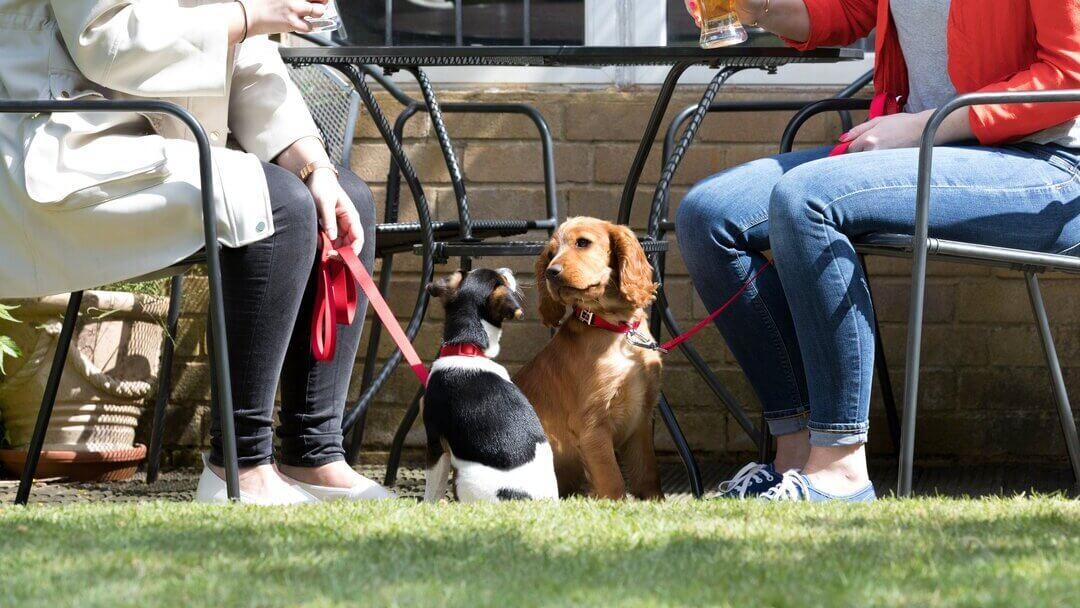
[676,144,1080,447]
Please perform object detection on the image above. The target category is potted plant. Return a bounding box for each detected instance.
[0,283,169,481]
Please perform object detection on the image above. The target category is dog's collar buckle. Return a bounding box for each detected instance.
[576,308,595,326]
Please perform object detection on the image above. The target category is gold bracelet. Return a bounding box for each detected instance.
[749,0,771,27]
[298,161,338,183]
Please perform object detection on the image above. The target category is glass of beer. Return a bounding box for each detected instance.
[699,0,749,48]
[305,0,342,33]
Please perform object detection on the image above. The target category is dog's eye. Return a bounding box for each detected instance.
[575,238,591,249]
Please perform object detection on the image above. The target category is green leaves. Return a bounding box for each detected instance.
[0,303,20,376]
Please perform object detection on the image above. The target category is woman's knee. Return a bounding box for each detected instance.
[263,163,318,251]
[676,174,767,254]
[768,164,829,240]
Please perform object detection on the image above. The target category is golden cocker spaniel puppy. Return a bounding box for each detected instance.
[514,217,663,499]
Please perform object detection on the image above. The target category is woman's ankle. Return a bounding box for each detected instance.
[801,444,871,494]
[772,429,811,472]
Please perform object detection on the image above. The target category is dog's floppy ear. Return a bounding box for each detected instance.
[609,224,657,309]
[534,236,566,327]
[427,270,464,300]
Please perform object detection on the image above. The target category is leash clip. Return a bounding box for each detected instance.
[625,327,669,354]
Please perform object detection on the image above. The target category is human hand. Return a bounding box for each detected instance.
[843,111,932,153]
[245,0,330,36]
[684,0,769,28]
[307,168,364,256]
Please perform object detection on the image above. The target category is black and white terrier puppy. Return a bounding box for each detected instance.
[423,268,559,502]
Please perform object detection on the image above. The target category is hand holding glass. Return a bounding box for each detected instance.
[305,0,341,33]
[699,0,749,48]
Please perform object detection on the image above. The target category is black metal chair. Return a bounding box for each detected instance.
[0,100,241,504]
[779,91,1080,496]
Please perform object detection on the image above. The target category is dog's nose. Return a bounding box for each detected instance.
[545,265,563,282]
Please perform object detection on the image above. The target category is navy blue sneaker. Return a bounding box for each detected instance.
[716,462,782,498]
[759,471,876,502]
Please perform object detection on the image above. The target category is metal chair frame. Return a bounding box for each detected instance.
[1,100,240,503]
[775,90,1080,496]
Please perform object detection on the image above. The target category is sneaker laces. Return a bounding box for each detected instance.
[717,462,774,497]
[760,470,810,501]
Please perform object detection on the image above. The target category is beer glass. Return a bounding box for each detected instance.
[306,0,342,33]
[699,0,748,48]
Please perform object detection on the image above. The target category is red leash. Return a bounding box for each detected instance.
[657,260,774,353]
[312,231,429,387]
[572,260,774,354]
[311,223,771,383]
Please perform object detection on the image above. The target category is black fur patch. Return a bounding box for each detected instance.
[497,488,531,501]
[424,368,547,470]
[425,268,546,473]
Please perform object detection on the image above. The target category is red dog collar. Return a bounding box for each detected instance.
[572,307,640,334]
[438,343,488,358]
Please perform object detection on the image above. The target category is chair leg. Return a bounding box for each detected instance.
[898,259,930,498]
[205,280,240,501]
[1025,272,1080,489]
[657,391,704,498]
[147,275,183,484]
[384,386,423,487]
[15,291,83,505]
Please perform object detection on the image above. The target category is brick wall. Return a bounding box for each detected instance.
[153,84,1080,468]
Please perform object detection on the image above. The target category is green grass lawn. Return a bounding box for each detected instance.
[1,497,1077,607]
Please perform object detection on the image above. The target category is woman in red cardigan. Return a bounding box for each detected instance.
[680,0,1080,501]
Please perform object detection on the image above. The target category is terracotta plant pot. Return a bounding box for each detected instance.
[0,292,166,481]
[0,444,147,482]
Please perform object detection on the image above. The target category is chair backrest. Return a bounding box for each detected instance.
[287,64,361,167]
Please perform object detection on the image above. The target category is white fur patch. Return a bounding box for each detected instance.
[430,355,511,382]
[481,319,502,358]
[497,267,517,292]
[451,441,559,502]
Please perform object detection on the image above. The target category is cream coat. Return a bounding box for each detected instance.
[0,0,321,298]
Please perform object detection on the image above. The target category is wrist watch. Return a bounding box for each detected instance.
[298,161,338,183]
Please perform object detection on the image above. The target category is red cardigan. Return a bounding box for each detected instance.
[784,0,1080,145]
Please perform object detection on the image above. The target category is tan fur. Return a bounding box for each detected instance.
[514,218,663,500]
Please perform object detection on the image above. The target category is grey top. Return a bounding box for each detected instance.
[891,0,1079,147]
[891,0,956,115]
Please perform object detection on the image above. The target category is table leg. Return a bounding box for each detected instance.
[617,61,695,225]
[643,67,764,456]
[407,67,473,242]
[647,67,744,237]
[336,64,436,434]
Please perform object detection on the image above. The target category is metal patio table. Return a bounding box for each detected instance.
[279,45,864,497]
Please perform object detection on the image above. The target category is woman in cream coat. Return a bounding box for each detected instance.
[0,0,393,504]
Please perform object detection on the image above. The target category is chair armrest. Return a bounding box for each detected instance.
[779,97,873,154]
[913,90,1080,242]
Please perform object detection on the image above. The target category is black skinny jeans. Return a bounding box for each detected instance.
[209,162,376,468]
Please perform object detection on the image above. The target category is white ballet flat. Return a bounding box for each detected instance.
[281,472,397,501]
[194,454,317,505]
